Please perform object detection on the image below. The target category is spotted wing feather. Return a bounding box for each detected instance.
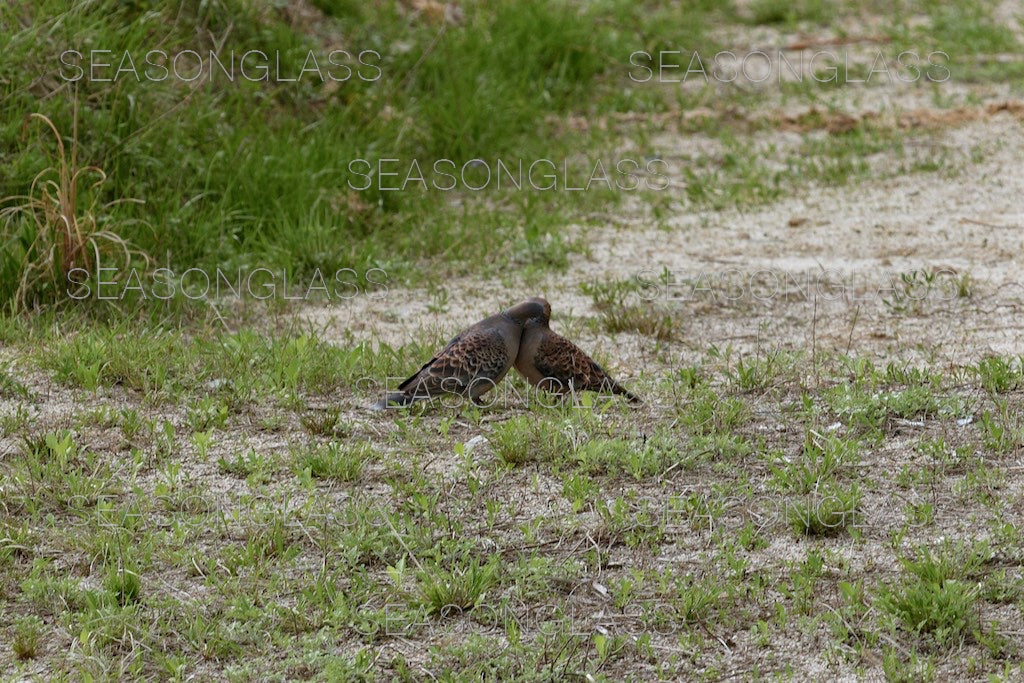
[396,331,463,392]
[397,327,511,400]
[534,332,640,402]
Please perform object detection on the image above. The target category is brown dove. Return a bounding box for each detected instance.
[372,298,548,409]
[514,298,641,403]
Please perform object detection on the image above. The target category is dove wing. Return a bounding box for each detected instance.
[399,326,513,399]
[533,331,640,402]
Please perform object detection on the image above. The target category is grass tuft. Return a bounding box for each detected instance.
[417,557,501,616]
[877,545,983,648]
[0,105,147,311]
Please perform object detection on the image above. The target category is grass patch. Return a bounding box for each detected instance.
[583,278,677,340]
[489,416,572,465]
[877,545,985,648]
[787,484,861,537]
[293,441,375,482]
[12,615,44,660]
[416,556,501,616]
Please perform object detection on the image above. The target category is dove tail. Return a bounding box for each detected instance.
[612,382,642,404]
[370,392,418,410]
[621,388,642,404]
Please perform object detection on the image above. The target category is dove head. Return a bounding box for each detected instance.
[504,297,550,327]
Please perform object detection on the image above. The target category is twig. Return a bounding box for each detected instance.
[375,502,426,573]
[845,305,861,357]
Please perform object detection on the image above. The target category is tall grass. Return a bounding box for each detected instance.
[0,0,727,311]
[0,101,146,311]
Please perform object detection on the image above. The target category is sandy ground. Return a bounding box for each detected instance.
[301,110,1024,382]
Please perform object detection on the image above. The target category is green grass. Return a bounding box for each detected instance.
[582,278,678,340]
[974,356,1024,394]
[2,0,1024,679]
[293,441,375,482]
[27,319,427,404]
[786,483,861,536]
[415,556,502,616]
[12,615,43,661]
[746,0,833,26]
[489,415,572,465]
[877,545,986,648]
[3,0,1016,310]
[0,0,729,310]
[3,323,1024,678]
